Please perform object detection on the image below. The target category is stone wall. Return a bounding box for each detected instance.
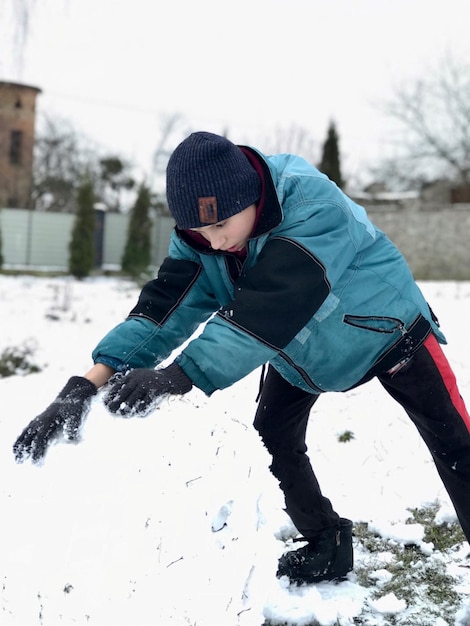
[365,203,470,280]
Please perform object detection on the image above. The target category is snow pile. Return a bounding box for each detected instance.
[1,276,470,625]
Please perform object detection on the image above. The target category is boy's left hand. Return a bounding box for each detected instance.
[104,363,193,417]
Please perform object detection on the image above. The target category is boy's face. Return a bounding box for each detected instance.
[190,203,257,252]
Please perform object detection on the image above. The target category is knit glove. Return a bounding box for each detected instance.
[104,363,193,417]
[13,376,98,464]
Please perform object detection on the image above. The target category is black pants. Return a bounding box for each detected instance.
[253,334,470,541]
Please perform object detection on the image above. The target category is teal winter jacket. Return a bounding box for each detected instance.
[92,147,445,395]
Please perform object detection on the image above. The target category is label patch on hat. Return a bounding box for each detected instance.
[198,196,218,224]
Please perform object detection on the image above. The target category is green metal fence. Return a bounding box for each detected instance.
[0,208,175,272]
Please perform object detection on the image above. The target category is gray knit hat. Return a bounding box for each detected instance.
[166,131,261,229]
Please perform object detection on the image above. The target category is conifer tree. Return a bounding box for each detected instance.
[121,184,152,278]
[68,179,95,279]
[318,121,344,189]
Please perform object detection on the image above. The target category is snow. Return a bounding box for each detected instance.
[1,275,470,625]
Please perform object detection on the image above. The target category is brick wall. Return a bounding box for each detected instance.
[0,82,41,209]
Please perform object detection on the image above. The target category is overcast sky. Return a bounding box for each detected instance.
[2,0,470,187]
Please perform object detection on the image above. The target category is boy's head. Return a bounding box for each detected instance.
[166,131,261,229]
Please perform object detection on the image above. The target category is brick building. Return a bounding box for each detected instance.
[0,81,41,208]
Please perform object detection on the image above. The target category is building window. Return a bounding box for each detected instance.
[9,130,23,165]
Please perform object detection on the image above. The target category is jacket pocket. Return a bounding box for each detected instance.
[343,314,405,334]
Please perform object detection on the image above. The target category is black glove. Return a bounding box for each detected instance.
[104,363,193,417]
[13,376,98,464]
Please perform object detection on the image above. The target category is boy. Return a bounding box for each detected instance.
[14,131,470,585]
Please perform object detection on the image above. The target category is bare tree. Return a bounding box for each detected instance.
[0,0,37,72]
[151,113,192,189]
[257,123,318,165]
[379,53,470,190]
[32,114,97,212]
[32,113,137,213]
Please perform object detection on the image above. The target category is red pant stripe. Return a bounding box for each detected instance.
[424,333,470,432]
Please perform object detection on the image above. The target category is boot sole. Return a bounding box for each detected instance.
[287,568,353,586]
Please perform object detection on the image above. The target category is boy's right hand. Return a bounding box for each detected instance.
[13,376,98,464]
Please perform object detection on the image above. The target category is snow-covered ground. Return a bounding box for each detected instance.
[1,275,470,626]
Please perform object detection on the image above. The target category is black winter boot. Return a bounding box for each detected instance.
[277,518,353,585]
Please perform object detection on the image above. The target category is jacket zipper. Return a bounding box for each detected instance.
[343,314,406,334]
[277,351,323,393]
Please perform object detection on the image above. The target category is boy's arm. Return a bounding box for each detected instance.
[84,362,116,388]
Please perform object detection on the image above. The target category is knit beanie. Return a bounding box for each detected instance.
[166,131,261,229]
